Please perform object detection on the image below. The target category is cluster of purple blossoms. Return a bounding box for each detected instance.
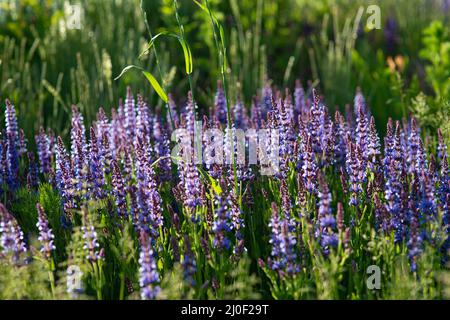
[385,122,406,242]
[1,78,449,289]
[211,181,246,255]
[110,160,128,218]
[55,136,75,221]
[135,138,163,237]
[262,82,273,115]
[35,127,52,175]
[233,95,248,129]
[407,175,423,272]
[214,80,228,124]
[152,117,172,181]
[0,203,27,263]
[346,142,365,206]
[176,93,203,213]
[212,194,233,250]
[5,99,20,190]
[294,79,307,119]
[88,127,105,200]
[36,203,55,260]
[316,174,338,255]
[82,223,101,263]
[70,105,88,196]
[367,117,381,171]
[125,86,137,140]
[355,104,368,161]
[138,229,160,300]
[268,202,299,275]
[301,136,317,193]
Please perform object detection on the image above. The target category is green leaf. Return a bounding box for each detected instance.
[178,38,193,75]
[193,0,207,12]
[113,64,143,81]
[142,71,168,103]
[198,167,222,195]
[139,31,193,75]
[138,31,173,59]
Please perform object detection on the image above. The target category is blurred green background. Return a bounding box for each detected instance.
[0,0,449,142]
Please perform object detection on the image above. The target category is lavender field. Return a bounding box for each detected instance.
[0,0,449,300]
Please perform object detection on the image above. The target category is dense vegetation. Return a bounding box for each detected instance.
[0,0,449,299]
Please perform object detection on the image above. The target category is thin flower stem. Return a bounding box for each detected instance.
[204,0,238,195]
[173,0,197,116]
[140,0,175,130]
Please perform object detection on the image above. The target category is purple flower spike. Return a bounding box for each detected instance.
[384,122,406,242]
[55,136,75,218]
[383,118,394,171]
[262,82,273,116]
[135,138,163,236]
[125,86,137,140]
[138,229,160,300]
[36,127,52,175]
[153,117,172,181]
[437,128,448,162]
[167,94,179,129]
[5,99,19,142]
[307,89,322,154]
[18,129,27,157]
[268,202,299,275]
[407,175,422,272]
[367,116,380,171]
[111,160,128,218]
[355,103,368,160]
[294,79,306,120]
[316,174,338,255]
[70,105,88,193]
[88,127,105,200]
[0,203,27,263]
[136,94,151,144]
[354,87,367,116]
[214,80,228,124]
[82,223,101,263]
[407,118,420,174]
[250,96,263,129]
[36,203,55,260]
[233,95,247,129]
[5,100,20,190]
[212,194,232,250]
[439,154,449,226]
[301,136,317,193]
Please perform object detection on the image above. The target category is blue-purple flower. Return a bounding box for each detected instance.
[36,203,55,260]
[0,203,27,263]
[138,229,160,300]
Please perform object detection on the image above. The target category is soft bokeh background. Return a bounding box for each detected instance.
[0,0,449,142]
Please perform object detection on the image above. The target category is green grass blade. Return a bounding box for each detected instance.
[142,70,168,103]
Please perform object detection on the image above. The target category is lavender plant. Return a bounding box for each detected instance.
[0,79,449,300]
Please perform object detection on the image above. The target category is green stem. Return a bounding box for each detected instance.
[140,0,174,130]
[204,0,238,195]
[119,272,125,300]
[45,258,56,298]
[173,0,196,115]
[93,262,102,300]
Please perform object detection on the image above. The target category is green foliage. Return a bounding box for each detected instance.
[158,264,195,299]
[0,258,53,299]
[0,0,449,301]
[420,20,450,100]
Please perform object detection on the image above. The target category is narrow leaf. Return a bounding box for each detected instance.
[142,70,168,103]
[113,65,143,81]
